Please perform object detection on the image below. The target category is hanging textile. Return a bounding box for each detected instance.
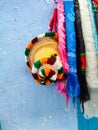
[57,1,69,73]
[78,0,98,89]
[78,0,98,118]
[74,0,90,105]
[88,0,98,55]
[94,4,98,33]
[56,1,69,105]
[64,0,80,98]
[93,2,98,56]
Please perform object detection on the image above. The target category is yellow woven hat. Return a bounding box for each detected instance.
[25,32,65,85]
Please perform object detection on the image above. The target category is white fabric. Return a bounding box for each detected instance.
[78,0,98,118]
[78,0,98,89]
[83,90,98,118]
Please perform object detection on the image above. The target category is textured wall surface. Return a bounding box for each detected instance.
[0,0,78,130]
[78,101,98,130]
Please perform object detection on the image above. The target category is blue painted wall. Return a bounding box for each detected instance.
[77,100,98,130]
[0,0,78,130]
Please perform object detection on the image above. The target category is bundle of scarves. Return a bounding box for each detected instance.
[57,0,98,118]
[25,0,98,118]
[77,0,98,118]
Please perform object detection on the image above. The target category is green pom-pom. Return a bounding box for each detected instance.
[25,48,30,56]
[45,32,55,37]
[58,67,64,74]
[51,55,56,59]
[34,60,42,69]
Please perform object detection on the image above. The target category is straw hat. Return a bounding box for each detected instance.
[25,32,65,85]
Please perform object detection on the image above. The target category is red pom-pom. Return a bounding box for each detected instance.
[93,0,98,4]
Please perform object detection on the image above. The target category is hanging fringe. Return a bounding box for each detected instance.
[56,80,69,105]
[66,73,80,97]
[78,73,90,102]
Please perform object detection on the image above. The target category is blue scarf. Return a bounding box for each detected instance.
[64,0,80,97]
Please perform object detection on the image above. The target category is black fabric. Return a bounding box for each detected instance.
[74,0,90,104]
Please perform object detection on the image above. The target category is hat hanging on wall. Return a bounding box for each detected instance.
[25,32,65,85]
[24,0,70,106]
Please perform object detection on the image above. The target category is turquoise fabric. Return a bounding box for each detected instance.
[0,124,2,130]
[87,0,98,55]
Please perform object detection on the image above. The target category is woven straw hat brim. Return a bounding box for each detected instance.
[25,32,58,71]
[28,37,58,67]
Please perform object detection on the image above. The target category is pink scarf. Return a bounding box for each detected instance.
[57,1,69,73]
[57,1,69,105]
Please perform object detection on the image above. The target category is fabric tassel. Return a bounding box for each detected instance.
[74,0,90,103]
[64,0,80,98]
[66,73,80,97]
[56,80,69,105]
